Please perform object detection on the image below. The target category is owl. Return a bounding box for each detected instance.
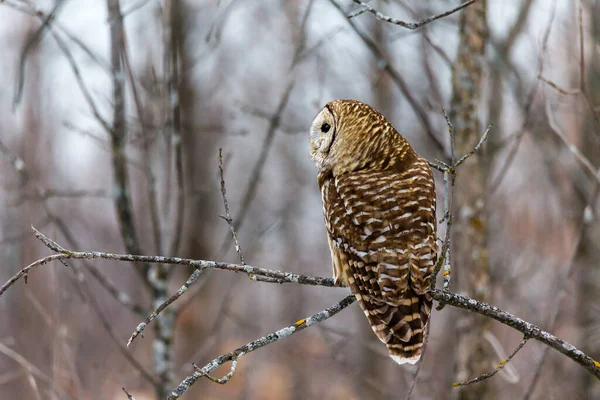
[310,100,437,365]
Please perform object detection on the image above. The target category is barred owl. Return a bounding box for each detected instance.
[310,100,437,365]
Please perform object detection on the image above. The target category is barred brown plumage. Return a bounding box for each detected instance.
[310,100,437,364]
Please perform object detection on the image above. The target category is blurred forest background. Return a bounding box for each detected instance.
[0,0,599,399]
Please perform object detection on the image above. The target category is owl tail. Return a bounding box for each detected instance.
[356,289,432,365]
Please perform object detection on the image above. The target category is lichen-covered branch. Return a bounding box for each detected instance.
[350,0,479,30]
[166,294,357,400]
[0,226,336,300]
[453,336,528,387]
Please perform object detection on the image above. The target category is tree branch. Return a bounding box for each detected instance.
[453,336,528,387]
[166,294,357,400]
[350,0,479,30]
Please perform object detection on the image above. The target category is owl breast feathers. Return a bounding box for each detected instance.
[309,100,438,365]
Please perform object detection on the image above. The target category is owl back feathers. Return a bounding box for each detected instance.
[319,157,437,365]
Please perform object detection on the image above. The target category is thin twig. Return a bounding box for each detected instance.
[453,124,493,169]
[218,77,296,255]
[172,149,250,316]
[538,76,580,95]
[49,28,112,132]
[122,29,163,255]
[441,108,457,292]
[6,1,112,74]
[0,341,71,400]
[127,269,203,347]
[431,110,491,295]
[219,149,245,265]
[13,0,66,109]
[122,387,136,400]
[350,0,478,30]
[544,94,599,181]
[453,336,528,386]
[193,356,237,384]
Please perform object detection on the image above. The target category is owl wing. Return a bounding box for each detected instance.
[320,160,437,363]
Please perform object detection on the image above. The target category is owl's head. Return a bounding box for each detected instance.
[309,100,413,176]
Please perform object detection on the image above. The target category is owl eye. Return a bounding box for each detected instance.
[321,123,331,133]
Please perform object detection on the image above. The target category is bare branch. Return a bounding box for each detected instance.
[544,95,599,182]
[218,76,296,255]
[0,341,71,400]
[127,269,203,347]
[12,0,66,109]
[453,336,528,387]
[121,28,163,255]
[218,149,245,265]
[6,1,112,73]
[350,0,479,30]
[122,387,136,400]
[431,110,491,295]
[193,356,237,385]
[0,226,336,300]
[539,75,580,95]
[453,124,493,169]
[50,29,112,132]
[171,148,250,316]
[166,295,356,399]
